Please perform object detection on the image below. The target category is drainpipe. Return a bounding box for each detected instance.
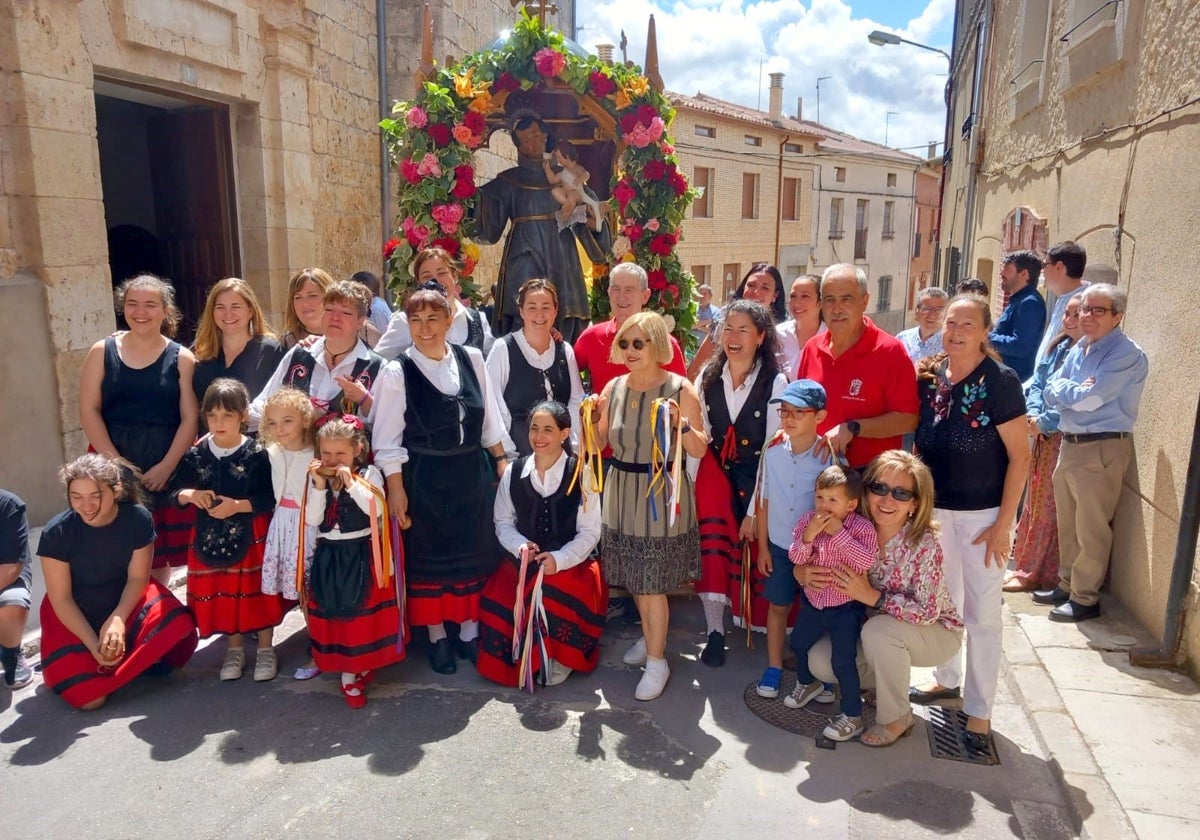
[774,134,790,267]
[377,0,391,272]
[1130,391,1200,668]
[960,2,990,281]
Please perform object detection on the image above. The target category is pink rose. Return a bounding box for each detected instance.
[534,47,567,78]
[645,219,661,232]
[452,124,473,145]
[432,203,465,235]
[405,107,428,128]
[417,152,442,178]
[612,236,632,259]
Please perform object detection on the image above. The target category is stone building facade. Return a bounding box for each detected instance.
[938,0,1200,672]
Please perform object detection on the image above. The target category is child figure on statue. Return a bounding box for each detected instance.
[543,141,603,232]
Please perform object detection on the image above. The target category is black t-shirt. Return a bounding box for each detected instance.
[0,490,33,594]
[915,356,1025,511]
[193,336,286,408]
[37,503,156,632]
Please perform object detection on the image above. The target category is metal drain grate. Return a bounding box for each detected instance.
[743,671,875,737]
[924,706,1000,765]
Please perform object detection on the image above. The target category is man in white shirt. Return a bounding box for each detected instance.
[895,287,948,364]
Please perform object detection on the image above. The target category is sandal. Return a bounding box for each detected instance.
[861,713,916,748]
[219,647,246,681]
[1002,577,1036,593]
[340,677,367,709]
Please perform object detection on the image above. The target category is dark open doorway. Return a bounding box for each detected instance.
[95,79,240,341]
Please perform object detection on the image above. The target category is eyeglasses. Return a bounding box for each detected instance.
[777,407,816,419]
[1079,305,1114,316]
[617,338,647,350]
[867,481,916,502]
[916,305,945,315]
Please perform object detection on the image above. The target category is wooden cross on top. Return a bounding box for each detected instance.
[513,0,559,27]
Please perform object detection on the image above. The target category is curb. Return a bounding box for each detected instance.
[1000,601,1137,839]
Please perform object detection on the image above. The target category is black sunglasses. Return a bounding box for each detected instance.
[867,481,916,502]
[617,338,647,350]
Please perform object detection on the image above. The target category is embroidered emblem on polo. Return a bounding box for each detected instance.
[849,379,863,397]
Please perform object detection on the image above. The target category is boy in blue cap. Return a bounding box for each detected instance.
[753,380,830,699]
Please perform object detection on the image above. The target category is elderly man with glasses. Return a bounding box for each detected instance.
[896,287,949,363]
[1033,284,1148,622]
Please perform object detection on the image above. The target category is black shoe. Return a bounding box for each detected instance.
[963,729,993,755]
[1049,600,1101,623]
[908,685,961,705]
[1032,586,1071,605]
[452,636,479,665]
[428,638,457,674]
[699,631,726,667]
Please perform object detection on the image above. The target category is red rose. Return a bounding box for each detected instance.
[383,238,401,259]
[463,110,485,134]
[623,222,643,241]
[668,284,679,297]
[589,71,617,98]
[494,72,520,93]
[637,104,658,126]
[613,180,636,215]
[643,159,666,181]
[426,123,452,147]
[649,233,674,256]
[669,169,689,196]
[647,269,668,291]
[451,178,477,199]
[400,159,421,185]
[620,113,639,134]
[431,236,460,256]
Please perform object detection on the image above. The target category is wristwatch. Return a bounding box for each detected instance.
[846,420,861,438]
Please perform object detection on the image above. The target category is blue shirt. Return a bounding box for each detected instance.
[990,284,1047,381]
[758,437,827,548]
[895,326,944,364]
[1034,282,1088,368]
[1025,336,1077,434]
[1043,328,1148,434]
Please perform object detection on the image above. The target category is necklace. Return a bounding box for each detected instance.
[326,344,354,367]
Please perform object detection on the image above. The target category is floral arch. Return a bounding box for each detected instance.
[380,11,699,337]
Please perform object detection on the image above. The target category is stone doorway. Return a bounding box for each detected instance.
[95,79,240,342]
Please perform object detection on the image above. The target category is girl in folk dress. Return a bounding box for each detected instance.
[172,379,283,682]
[304,417,405,708]
[258,388,321,679]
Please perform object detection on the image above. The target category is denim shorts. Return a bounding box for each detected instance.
[764,542,800,606]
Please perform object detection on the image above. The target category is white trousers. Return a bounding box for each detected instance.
[933,507,1006,720]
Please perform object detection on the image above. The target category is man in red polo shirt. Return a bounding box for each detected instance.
[798,264,918,469]
[574,262,687,395]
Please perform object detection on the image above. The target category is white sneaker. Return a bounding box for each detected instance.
[622,637,648,666]
[545,659,573,686]
[823,713,864,742]
[219,647,245,681]
[635,657,670,701]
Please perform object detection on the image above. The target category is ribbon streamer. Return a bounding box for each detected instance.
[568,394,605,501]
[741,540,754,649]
[511,546,549,692]
[647,398,684,526]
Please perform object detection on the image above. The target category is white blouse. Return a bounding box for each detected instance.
[267,444,315,505]
[493,452,600,572]
[485,332,585,456]
[302,464,385,541]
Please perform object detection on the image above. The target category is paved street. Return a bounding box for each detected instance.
[2,597,1089,840]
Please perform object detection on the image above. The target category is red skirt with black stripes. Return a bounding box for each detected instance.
[152,504,193,569]
[39,580,198,708]
[186,513,284,637]
[307,536,407,673]
[477,556,608,687]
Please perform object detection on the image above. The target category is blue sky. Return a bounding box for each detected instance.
[576,0,955,154]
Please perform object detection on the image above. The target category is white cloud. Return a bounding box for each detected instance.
[576,0,952,153]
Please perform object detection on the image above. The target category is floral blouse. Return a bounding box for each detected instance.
[868,525,964,632]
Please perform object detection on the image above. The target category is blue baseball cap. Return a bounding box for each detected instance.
[770,379,826,411]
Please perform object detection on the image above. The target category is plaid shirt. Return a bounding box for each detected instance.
[789,510,877,609]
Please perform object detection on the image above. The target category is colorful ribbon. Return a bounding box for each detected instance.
[647,398,684,526]
[568,394,605,501]
[741,540,754,649]
[511,546,549,692]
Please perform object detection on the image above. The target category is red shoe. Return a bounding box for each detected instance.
[340,678,367,709]
[358,670,376,688]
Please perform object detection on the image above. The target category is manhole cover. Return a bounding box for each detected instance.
[925,706,1000,766]
[743,671,875,736]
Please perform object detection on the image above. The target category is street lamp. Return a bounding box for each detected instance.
[816,75,831,123]
[867,30,951,65]
[884,110,899,146]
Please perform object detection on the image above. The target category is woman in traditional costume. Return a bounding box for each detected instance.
[38,455,198,710]
[477,401,605,688]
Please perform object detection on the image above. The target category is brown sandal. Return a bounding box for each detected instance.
[861,713,916,748]
[1002,578,1036,593]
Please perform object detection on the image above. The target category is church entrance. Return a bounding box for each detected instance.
[95,79,240,341]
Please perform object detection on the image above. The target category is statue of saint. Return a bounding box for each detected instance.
[475,113,611,343]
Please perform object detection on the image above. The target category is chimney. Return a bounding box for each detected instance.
[768,72,784,121]
[927,141,938,159]
[597,43,614,64]
[795,96,803,121]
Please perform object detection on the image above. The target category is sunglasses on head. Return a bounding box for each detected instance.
[867,481,916,502]
[617,338,647,350]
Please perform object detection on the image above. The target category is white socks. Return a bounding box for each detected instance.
[458,620,479,642]
[702,599,726,636]
[427,623,448,643]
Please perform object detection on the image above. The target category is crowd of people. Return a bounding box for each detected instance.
[0,244,1147,751]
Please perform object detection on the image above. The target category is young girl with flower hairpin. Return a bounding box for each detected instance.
[172,378,283,682]
[303,415,404,708]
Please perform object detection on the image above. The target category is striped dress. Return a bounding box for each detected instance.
[601,373,700,594]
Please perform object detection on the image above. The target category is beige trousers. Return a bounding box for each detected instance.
[808,613,962,726]
[1053,437,1132,606]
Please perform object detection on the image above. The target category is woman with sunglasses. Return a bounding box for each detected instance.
[593,311,708,701]
[691,300,787,667]
[803,450,963,746]
[1005,292,1086,592]
[910,294,1030,750]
